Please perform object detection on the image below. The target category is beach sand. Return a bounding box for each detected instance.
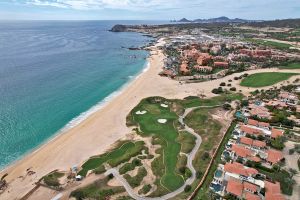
[1,39,300,199]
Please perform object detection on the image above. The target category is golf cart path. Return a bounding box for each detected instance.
[105,105,219,200]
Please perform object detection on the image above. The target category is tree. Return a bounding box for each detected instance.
[223,103,232,110]
[288,168,298,178]
[184,185,191,192]
[271,136,286,150]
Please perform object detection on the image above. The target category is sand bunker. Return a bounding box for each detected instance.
[136,110,147,115]
[158,119,167,124]
[160,103,169,108]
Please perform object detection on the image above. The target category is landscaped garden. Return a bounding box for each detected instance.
[240,72,298,87]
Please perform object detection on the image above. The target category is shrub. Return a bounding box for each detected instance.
[220,82,226,86]
[234,77,239,80]
[108,173,114,179]
[289,148,295,155]
[179,167,186,174]
[228,79,232,82]
[230,87,236,91]
[201,152,210,160]
[196,171,202,179]
[227,84,232,87]
[184,185,192,192]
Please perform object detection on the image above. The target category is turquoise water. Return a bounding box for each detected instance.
[0,21,157,169]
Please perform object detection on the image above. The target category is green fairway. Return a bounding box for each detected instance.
[279,62,300,69]
[129,98,184,191]
[246,38,292,50]
[78,141,146,176]
[240,72,298,87]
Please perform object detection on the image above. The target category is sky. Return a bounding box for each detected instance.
[0,0,299,20]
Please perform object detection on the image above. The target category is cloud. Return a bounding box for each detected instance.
[25,0,178,10]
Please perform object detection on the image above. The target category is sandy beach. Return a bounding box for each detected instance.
[1,38,300,199]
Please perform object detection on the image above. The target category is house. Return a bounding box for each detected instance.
[230,144,261,163]
[240,125,263,137]
[247,119,270,130]
[238,137,266,151]
[266,100,288,109]
[266,149,284,165]
[224,162,258,178]
[214,61,229,68]
[270,128,284,139]
[225,178,261,200]
[278,92,299,105]
[196,53,212,65]
[180,62,190,75]
[193,65,213,73]
[247,104,272,119]
[264,181,285,200]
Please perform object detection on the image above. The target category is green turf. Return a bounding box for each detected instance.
[78,141,146,176]
[279,62,300,69]
[245,38,292,50]
[130,98,184,191]
[240,72,298,87]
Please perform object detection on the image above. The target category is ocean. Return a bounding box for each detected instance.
[0,20,158,169]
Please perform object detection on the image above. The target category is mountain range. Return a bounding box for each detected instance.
[174,16,260,23]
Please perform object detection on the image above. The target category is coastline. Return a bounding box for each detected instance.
[2,37,300,199]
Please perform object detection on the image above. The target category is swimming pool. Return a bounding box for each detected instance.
[214,169,223,178]
[210,183,222,192]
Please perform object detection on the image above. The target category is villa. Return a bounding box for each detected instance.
[193,65,213,73]
[214,61,229,68]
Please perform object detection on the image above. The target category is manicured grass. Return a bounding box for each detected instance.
[240,72,298,88]
[70,177,125,200]
[123,167,147,188]
[78,141,146,176]
[279,62,300,69]
[246,38,292,50]
[177,131,196,154]
[130,98,184,191]
[43,171,64,187]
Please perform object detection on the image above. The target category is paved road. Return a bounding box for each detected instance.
[104,105,219,200]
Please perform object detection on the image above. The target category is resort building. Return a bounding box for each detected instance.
[180,61,190,75]
[247,119,270,130]
[196,53,212,65]
[266,149,284,165]
[229,144,261,163]
[214,61,229,68]
[193,65,213,73]
[278,92,299,106]
[270,128,284,139]
[238,137,266,151]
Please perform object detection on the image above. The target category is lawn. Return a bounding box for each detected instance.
[177,131,196,154]
[78,141,146,176]
[279,62,300,69]
[245,38,292,50]
[240,72,298,87]
[129,97,184,191]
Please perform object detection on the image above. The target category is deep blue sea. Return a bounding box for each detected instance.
[0,20,160,169]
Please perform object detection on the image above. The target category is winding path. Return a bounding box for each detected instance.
[105,105,219,200]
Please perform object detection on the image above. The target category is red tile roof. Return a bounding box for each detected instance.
[266,149,283,164]
[248,156,261,162]
[224,162,258,177]
[248,119,259,126]
[240,125,263,136]
[226,179,243,197]
[252,140,266,148]
[271,128,284,138]
[258,122,270,127]
[264,181,285,200]
[240,137,253,146]
[244,182,258,192]
[231,144,253,158]
[244,192,261,200]
[214,61,229,68]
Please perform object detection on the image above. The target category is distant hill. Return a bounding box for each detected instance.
[175,16,259,23]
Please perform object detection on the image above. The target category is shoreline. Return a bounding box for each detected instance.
[0,59,151,173]
[2,37,300,199]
